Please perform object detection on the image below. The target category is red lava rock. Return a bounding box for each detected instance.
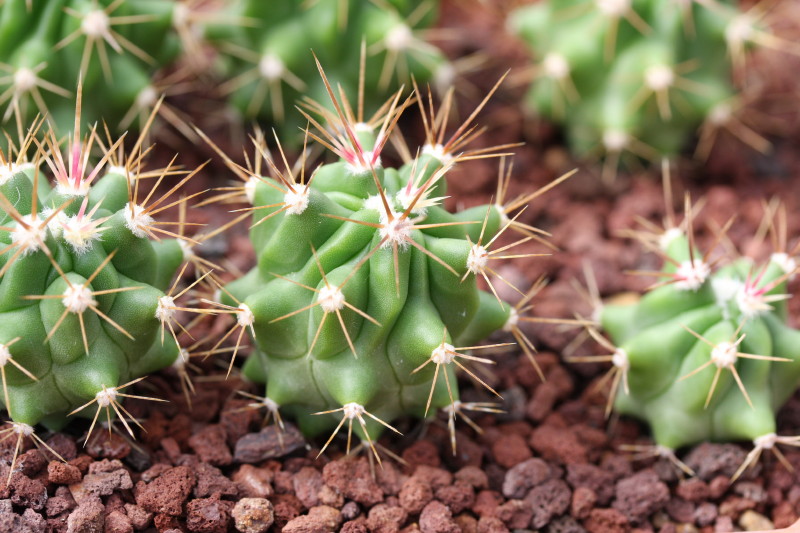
[185,497,234,533]
[9,473,47,510]
[399,477,434,514]
[48,461,82,485]
[293,466,323,509]
[473,490,503,518]
[341,517,369,533]
[233,424,305,463]
[68,455,93,476]
[140,463,171,483]
[84,431,131,461]
[454,513,478,533]
[419,501,459,533]
[584,507,629,533]
[436,480,475,515]
[188,425,232,467]
[709,476,731,500]
[232,464,273,498]
[684,444,747,481]
[46,486,77,518]
[772,500,797,529]
[529,425,587,464]
[676,478,710,502]
[82,459,133,496]
[376,461,404,497]
[124,503,153,530]
[718,496,756,518]
[283,505,342,533]
[272,494,303,530]
[366,503,409,533]
[527,478,572,528]
[318,484,345,508]
[493,499,533,529]
[402,440,441,468]
[154,513,181,531]
[732,482,767,503]
[566,463,616,506]
[666,498,695,524]
[411,465,452,490]
[232,498,274,533]
[104,510,133,533]
[46,434,78,462]
[66,499,105,533]
[715,515,735,532]
[613,470,670,525]
[491,433,532,469]
[571,486,597,520]
[0,499,47,532]
[135,465,196,516]
[477,516,509,533]
[502,457,551,498]
[695,501,718,527]
[322,458,384,506]
[455,466,488,490]
[17,449,46,477]
[194,463,238,499]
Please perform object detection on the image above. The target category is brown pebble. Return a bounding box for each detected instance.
[232,498,275,533]
[48,462,82,485]
[283,505,342,533]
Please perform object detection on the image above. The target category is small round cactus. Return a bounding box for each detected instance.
[208,70,555,459]
[0,99,198,439]
[509,0,791,175]
[594,191,800,477]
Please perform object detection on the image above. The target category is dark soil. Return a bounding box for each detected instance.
[3,1,800,532]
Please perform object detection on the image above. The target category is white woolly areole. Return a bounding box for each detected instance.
[10,214,46,255]
[543,53,570,80]
[385,23,413,51]
[284,188,310,215]
[14,67,37,92]
[612,348,629,370]
[754,432,777,450]
[726,15,753,45]
[82,10,110,37]
[345,152,381,176]
[502,307,519,332]
[363,194,385,212]
[736,286,769,318]
[236,303,255,327]
[602,130,628,152]
[711,341,737,368]
[173,349,190,368]
[261,397,279,411]
[105,165,130,180]
[379,212,413,249]
[258,54,284,81]
[136,85,158,108]
[674,259,710,291]
[62,285,96,313]
[62,215,102,254]
[42,208,68,238]
[172,2,190,27]
[178,239,195,260]
[431,343,456,365]
[354,122,373,133]
[422,143,452,165]
[0,162,33,185]
[596,0,630,17]
[433,62,455,92]
[244,176,261,204]
[11,422,34,436]
[658,227,683,250]
[709,103,732,126]
[95,387,117,408]
[343,402,365,419]
[156,295,176,322]
[711,277,742,313]
[644,65,674,91]
[771,252,797,277]
[317,285,345,313]
[124,203,154,238]
[466,244,489,274]
[56,178,91,197]
[0,343,10,366]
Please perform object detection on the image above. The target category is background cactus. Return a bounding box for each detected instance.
[0,103,195,437]
[202,0,451,142]
[509,0,785,175]
[596,196,800,475]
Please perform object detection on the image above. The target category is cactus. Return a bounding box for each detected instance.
[0,0,183,132]
[509,0,792,177]
[0,96,200,469]
[205,67,559,460]
[593,187,800,478]
[201,0,452,142]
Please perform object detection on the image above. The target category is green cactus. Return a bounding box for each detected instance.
[0,99,198,452]
[0,0,180,132]
[596,197,800,477]
[207,73,551,459]
[509,0,783,175]
[202,0,451,142]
